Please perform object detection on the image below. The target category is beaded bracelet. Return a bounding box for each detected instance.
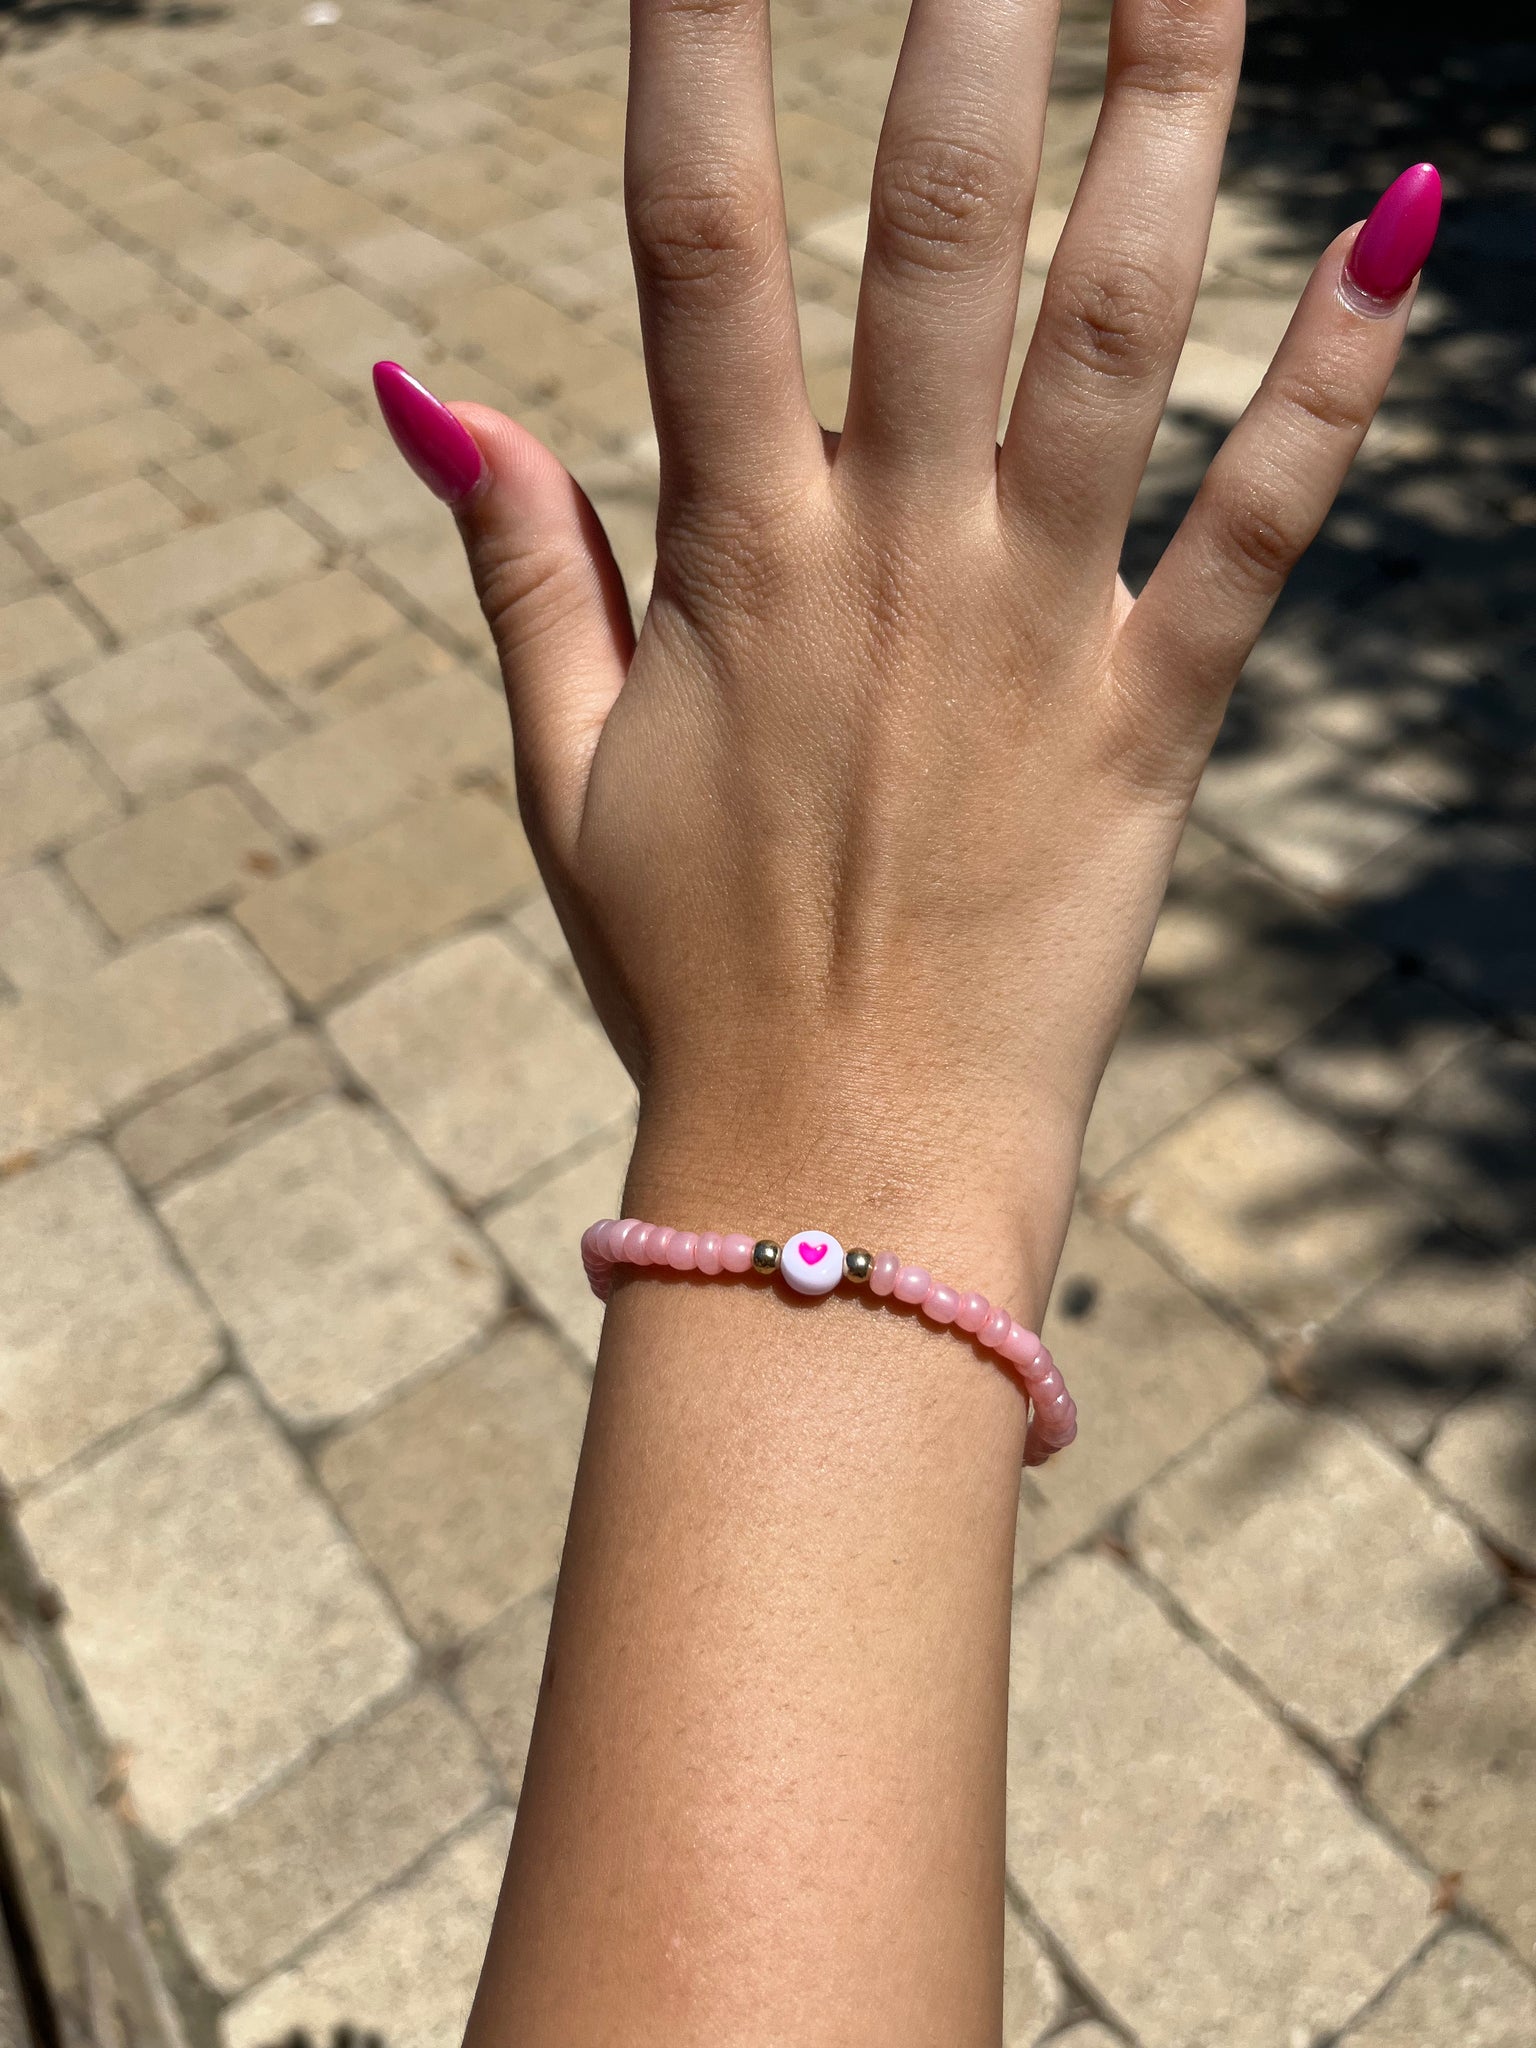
[580,1219,1077,1466]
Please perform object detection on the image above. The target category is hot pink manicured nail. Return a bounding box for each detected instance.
[1343,163,1442,307]
[372,360,485,503]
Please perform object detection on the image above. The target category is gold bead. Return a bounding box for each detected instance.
[844,1247,874,1284]
[751,1239,781,1274]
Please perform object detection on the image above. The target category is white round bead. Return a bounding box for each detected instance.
[780,1229,845,1296]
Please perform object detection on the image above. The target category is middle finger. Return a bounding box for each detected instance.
[839,0,1063,497]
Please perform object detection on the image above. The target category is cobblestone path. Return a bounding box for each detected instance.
[1,0,1533,2043]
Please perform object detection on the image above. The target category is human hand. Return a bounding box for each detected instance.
[374,0,1438,1315]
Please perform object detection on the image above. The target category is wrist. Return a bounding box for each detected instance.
[624,1059,1081,1327]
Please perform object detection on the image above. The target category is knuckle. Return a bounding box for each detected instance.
[869,134,1017,280]
[1115,0,1238,105]
[1217,488,1307,596]
[1271,367,1371,439]
[628,168,769,305]
[1049,256,1178,381]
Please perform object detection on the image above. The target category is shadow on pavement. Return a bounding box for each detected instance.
[1107,1,1536,1436]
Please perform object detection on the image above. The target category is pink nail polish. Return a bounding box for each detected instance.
[1342,163,1442,309]
[372,360,485,503]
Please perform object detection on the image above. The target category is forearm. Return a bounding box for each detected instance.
[466,1112,1072,2048]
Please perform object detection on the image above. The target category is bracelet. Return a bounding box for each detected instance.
[580,1219,1077,1466]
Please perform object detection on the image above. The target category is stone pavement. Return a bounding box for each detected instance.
[0,0,1533,2044]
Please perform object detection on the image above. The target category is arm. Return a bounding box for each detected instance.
[371,0,1439,2032]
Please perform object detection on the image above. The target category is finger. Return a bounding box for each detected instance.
[373,364,633,865]
[1000,0,1243,565]
[839,0,1061,492]
[1114,207,1433,749]
[626,0,825,508]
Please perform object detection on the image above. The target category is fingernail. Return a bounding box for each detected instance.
[1341,163,1442,313]
[372,360,485,503]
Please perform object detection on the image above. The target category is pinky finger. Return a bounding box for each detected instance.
[1115,166,1441,747]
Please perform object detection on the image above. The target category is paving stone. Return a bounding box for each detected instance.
[1425,1381,1536,1574]
[291,451,434,546]
[1008,1554,1428,2048]
[54,630,289,795]
[299,624,467,724]
[0,323,142,434]
[1365,1607,1536,1963]
[1105,1080,1434,1347]
[1142,853,1385,1061]
[1339,1929,1536,2046]
[0,411,200,519]
[1015,1209,1268,1576]
[215,568,408,699]
[88,306,260,397]
[505,886,582,994]
[220,1807,512,2048]
[1080,992,1245,1181]
[369,523,486,643]
[1384,1039,1536,1250]
[0,592,101,702]
[318,1320,588,1646]
[328,928,634,1203]
[1195,730,1433,895]
[1277,974,1490,1131]
[0,1144,220,1490]
[113,1029,336,1190]
[64,784,286,940]
[247,672,510,846]
[164,1686,494,1994]
[482,1120,634,1365]
[176,225,330,306]
[19,478,185,575]
[1312,1235,1536,1455]
[19,1377,413,1845]
[179,356,338,442]
[1348,821,1536,1036]
[0,736,123,875]
[0,922,288,1157]
[0,864,108,992]
[0,695,50,758]
[1003,1906,1065,2046]
[1130,1398,1501,1742]
[76,509,324,639]
[235,794,534,1002]
[454,1587,553,1799]
[254,280,421,389]
[159,1097,500,1427]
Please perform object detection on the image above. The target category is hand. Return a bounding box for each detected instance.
[375,0,1438,1315]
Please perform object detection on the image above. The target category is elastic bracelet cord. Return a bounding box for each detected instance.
[580,1219,1077,1466]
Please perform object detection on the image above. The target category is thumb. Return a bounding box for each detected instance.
[372,362,633,862]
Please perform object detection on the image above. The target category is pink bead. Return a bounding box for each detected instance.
[628,1223,653,1263]
[980,1307,1012,1348]
[610,1219,641,1260]
[869,1252,901,1296]
[721,1233,755,1274]
[666,1230,698,1271]
[955,1291,990,1333]
[894,1264,931,1304]
[999,1322,1043,1370]
[922,1283,960,1324]
[696,1231,723,1275]
[648,1226,674,1264]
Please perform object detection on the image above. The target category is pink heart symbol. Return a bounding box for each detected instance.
[801,1241,828,1265]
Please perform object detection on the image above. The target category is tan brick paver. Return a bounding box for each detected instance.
[1,0,1532,2041]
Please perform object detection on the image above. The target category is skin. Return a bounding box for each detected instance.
[428,0,1423,2039]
